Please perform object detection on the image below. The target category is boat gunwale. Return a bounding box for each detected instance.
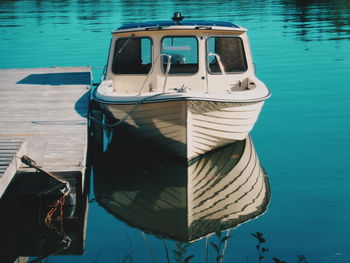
[92,89,271,105]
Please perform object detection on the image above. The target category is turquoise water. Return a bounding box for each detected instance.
[1,0,350,262]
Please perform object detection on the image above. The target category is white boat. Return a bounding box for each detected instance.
[94,136,270,242]
[93,12,271,159]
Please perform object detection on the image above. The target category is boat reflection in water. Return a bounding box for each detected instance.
[94,136,270,242]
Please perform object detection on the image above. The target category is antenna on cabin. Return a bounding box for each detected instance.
[172,12,184,25]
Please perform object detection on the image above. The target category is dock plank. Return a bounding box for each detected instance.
[0,67,90,198]
[0,140,27,198]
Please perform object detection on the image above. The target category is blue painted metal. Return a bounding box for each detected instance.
[118,20,239,30]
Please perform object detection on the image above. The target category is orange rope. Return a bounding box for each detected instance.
[19,155,72,248]
[44,188,70,243]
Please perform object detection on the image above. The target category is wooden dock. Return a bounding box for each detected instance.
[0,67,91,198]
[0,139,27,198]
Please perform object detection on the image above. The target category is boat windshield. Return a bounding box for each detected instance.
[161,36,198,74]
[112,37,152,74]
[207,37,247,73]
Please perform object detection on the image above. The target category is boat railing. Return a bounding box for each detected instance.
[207,53,230,93]
[138,53,172,95]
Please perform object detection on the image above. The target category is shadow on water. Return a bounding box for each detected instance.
[279,0,350,41]
[93,135,270,242]
[0,170,89,262]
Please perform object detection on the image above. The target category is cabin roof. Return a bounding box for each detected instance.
[113,20,245,33]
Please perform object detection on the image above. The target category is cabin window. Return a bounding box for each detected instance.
[161,36,198,74]
[207,37,247,73]
[112,37,152,74]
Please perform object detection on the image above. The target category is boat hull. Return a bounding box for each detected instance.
[98,99,264,159]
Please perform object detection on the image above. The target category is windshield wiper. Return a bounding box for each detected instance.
[114,34,135,59]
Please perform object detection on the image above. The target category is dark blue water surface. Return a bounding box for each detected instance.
[1,0,350,262]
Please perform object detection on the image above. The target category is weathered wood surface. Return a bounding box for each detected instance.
[0,67,90,196]
[0,139,27,198]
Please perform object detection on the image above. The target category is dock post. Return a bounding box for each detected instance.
[88,102,104,165]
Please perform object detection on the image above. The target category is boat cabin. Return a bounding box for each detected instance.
[104,14,256,95]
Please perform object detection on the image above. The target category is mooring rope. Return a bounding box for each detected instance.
[19,155,71,187]
[89,92,167,128]
[18,155,72,258]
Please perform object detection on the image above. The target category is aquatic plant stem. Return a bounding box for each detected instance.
[219,229,232,263]
[162,239,171,263]
[140,231,159,263]
[122,232,136,263]
[205,236,209,263]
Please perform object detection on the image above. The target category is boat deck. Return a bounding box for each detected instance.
[0,67,91,198]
